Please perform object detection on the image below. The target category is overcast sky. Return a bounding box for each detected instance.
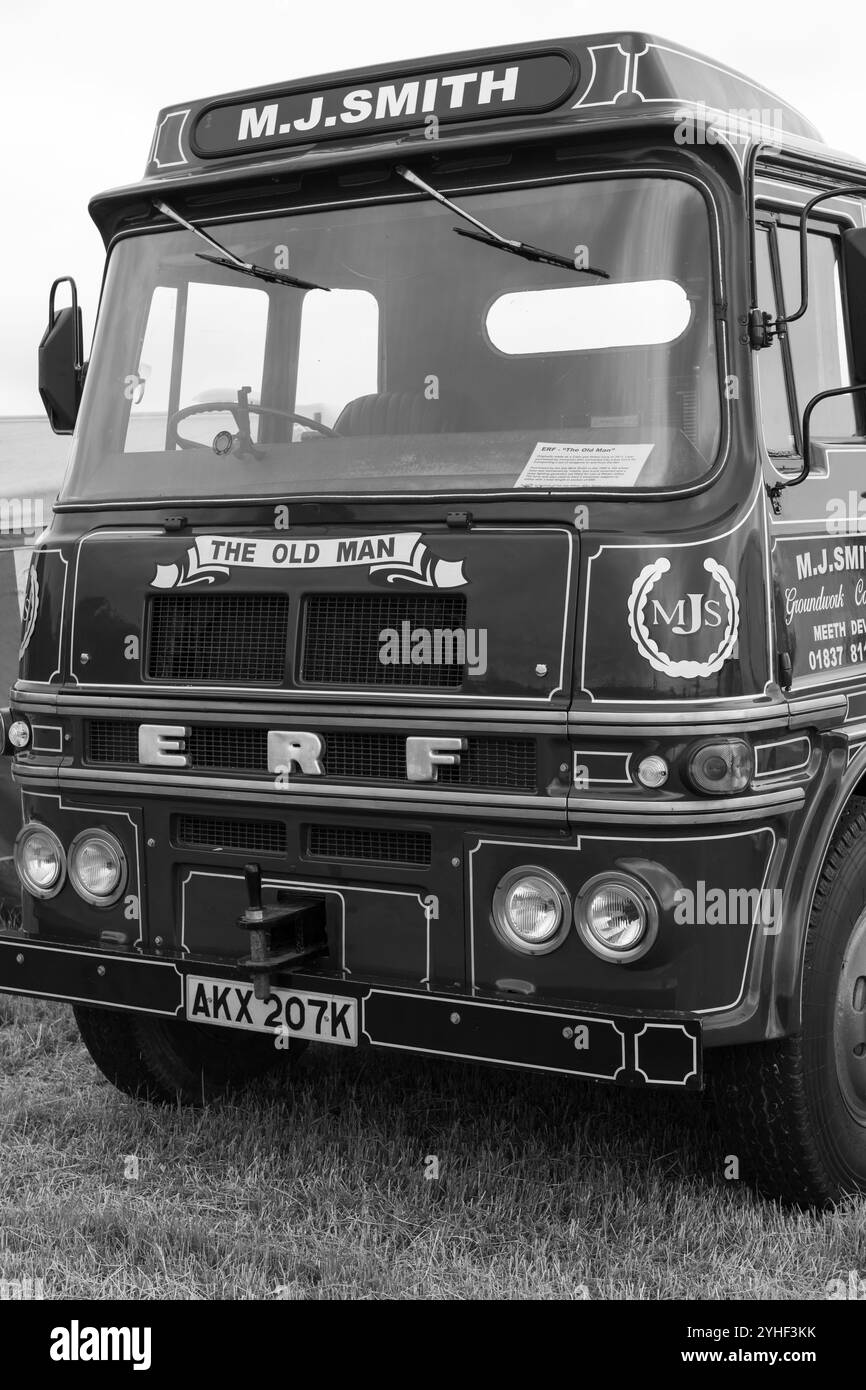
[1,0,862,414]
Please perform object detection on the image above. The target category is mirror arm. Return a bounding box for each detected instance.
[47,276,84,375]
[784,187,866,326]
[747,150,866,347]
[766,381,866,511]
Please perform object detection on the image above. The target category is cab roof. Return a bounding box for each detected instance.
[90,32,848,245]
[143,31,821,175]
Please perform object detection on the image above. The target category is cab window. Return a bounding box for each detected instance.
[756,212,864,464]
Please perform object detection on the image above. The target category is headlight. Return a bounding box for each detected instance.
[68,830,127,907]
[492,867,571,954]
[687,739,753,795]
[8,719,31,750]
[575,873,658,963]
[14,823,66,898]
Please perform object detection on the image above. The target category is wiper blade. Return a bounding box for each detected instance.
[193,251,327,292]
[153,201,330,293]
[396,166,609,279]
[453,226,608,275]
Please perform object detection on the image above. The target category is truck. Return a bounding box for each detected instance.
[4,31,866,1208]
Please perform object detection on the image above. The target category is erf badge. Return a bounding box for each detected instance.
[627,557,739,678]
[19,563,39,660]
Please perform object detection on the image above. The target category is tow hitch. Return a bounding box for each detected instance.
[236,863,328,1000]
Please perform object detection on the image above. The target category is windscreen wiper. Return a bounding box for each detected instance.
[396,166,609,279]
[153,201,330,292]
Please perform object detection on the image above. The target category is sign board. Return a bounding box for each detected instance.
[191,53,578,157]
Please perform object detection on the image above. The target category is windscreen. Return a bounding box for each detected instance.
[61,174,721,501]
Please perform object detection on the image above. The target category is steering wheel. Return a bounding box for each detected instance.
[167,390,337,454]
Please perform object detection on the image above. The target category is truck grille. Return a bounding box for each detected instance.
[300,593,466,687]
[305,824,431,866]
[173,814,287,855]
[146,594,289,683]
[85,721,536,791]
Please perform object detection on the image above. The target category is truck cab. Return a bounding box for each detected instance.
[6,31,866,1208]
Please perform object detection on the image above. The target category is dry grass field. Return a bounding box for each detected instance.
[2,992,865,1300]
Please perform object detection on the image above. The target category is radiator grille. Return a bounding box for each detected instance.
[173,814,286,855]
[306,824,431,866]
[86,719,139,764]
[300,594,467,687]
[188,726,268,771]
[146,594,289,683]
[85,721,536,790]
[319,731,536,789]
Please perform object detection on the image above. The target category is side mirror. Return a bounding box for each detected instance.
[842,226,866,386]
[38,277,85,434]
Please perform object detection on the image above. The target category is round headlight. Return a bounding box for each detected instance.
[575,873,658,963]
[492,867,571,954]
[14,823,66,898]
[68,830,126,907]
[687,739,753,795]
[8,719,31,750]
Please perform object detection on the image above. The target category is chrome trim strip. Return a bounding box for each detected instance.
[13,690,569,727]
[569,787,804,823]
[12,765,804,824]
[15,766,568,821]
[14,691,848,738]
[568,706,789,733]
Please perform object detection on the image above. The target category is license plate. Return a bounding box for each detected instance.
[185,975,358,1046]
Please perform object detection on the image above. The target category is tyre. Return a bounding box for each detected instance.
[713,796,866,1207]
[73,1003,302,1105]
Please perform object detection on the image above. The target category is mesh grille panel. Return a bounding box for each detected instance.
[306,824,431,866]
[188,726,269,770]
[173,814,286,854]
[300,594,467,687]
[86,720,139,764]
[147,594,289,683]
[321,731,536,788]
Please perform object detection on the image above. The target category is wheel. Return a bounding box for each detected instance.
[73,1003,303,1105]
[713,796,866,1207]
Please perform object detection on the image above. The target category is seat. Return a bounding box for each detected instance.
[334,390,464,436]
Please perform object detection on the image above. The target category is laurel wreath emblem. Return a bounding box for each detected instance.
[626,557,739,678]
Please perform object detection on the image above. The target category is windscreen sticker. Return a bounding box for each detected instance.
[514,442,654,489]
[151,533,466,590]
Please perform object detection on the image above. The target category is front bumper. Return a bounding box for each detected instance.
[0,936,702,1089]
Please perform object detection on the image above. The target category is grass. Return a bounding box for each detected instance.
[1,993,865,1300]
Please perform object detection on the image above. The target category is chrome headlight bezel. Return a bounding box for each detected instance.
[574,872,659,963]
[67,829,127,908]
[14,822,66,900]
[492,866,572,955]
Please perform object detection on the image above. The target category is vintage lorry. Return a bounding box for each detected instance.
[4,31,866,1207]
